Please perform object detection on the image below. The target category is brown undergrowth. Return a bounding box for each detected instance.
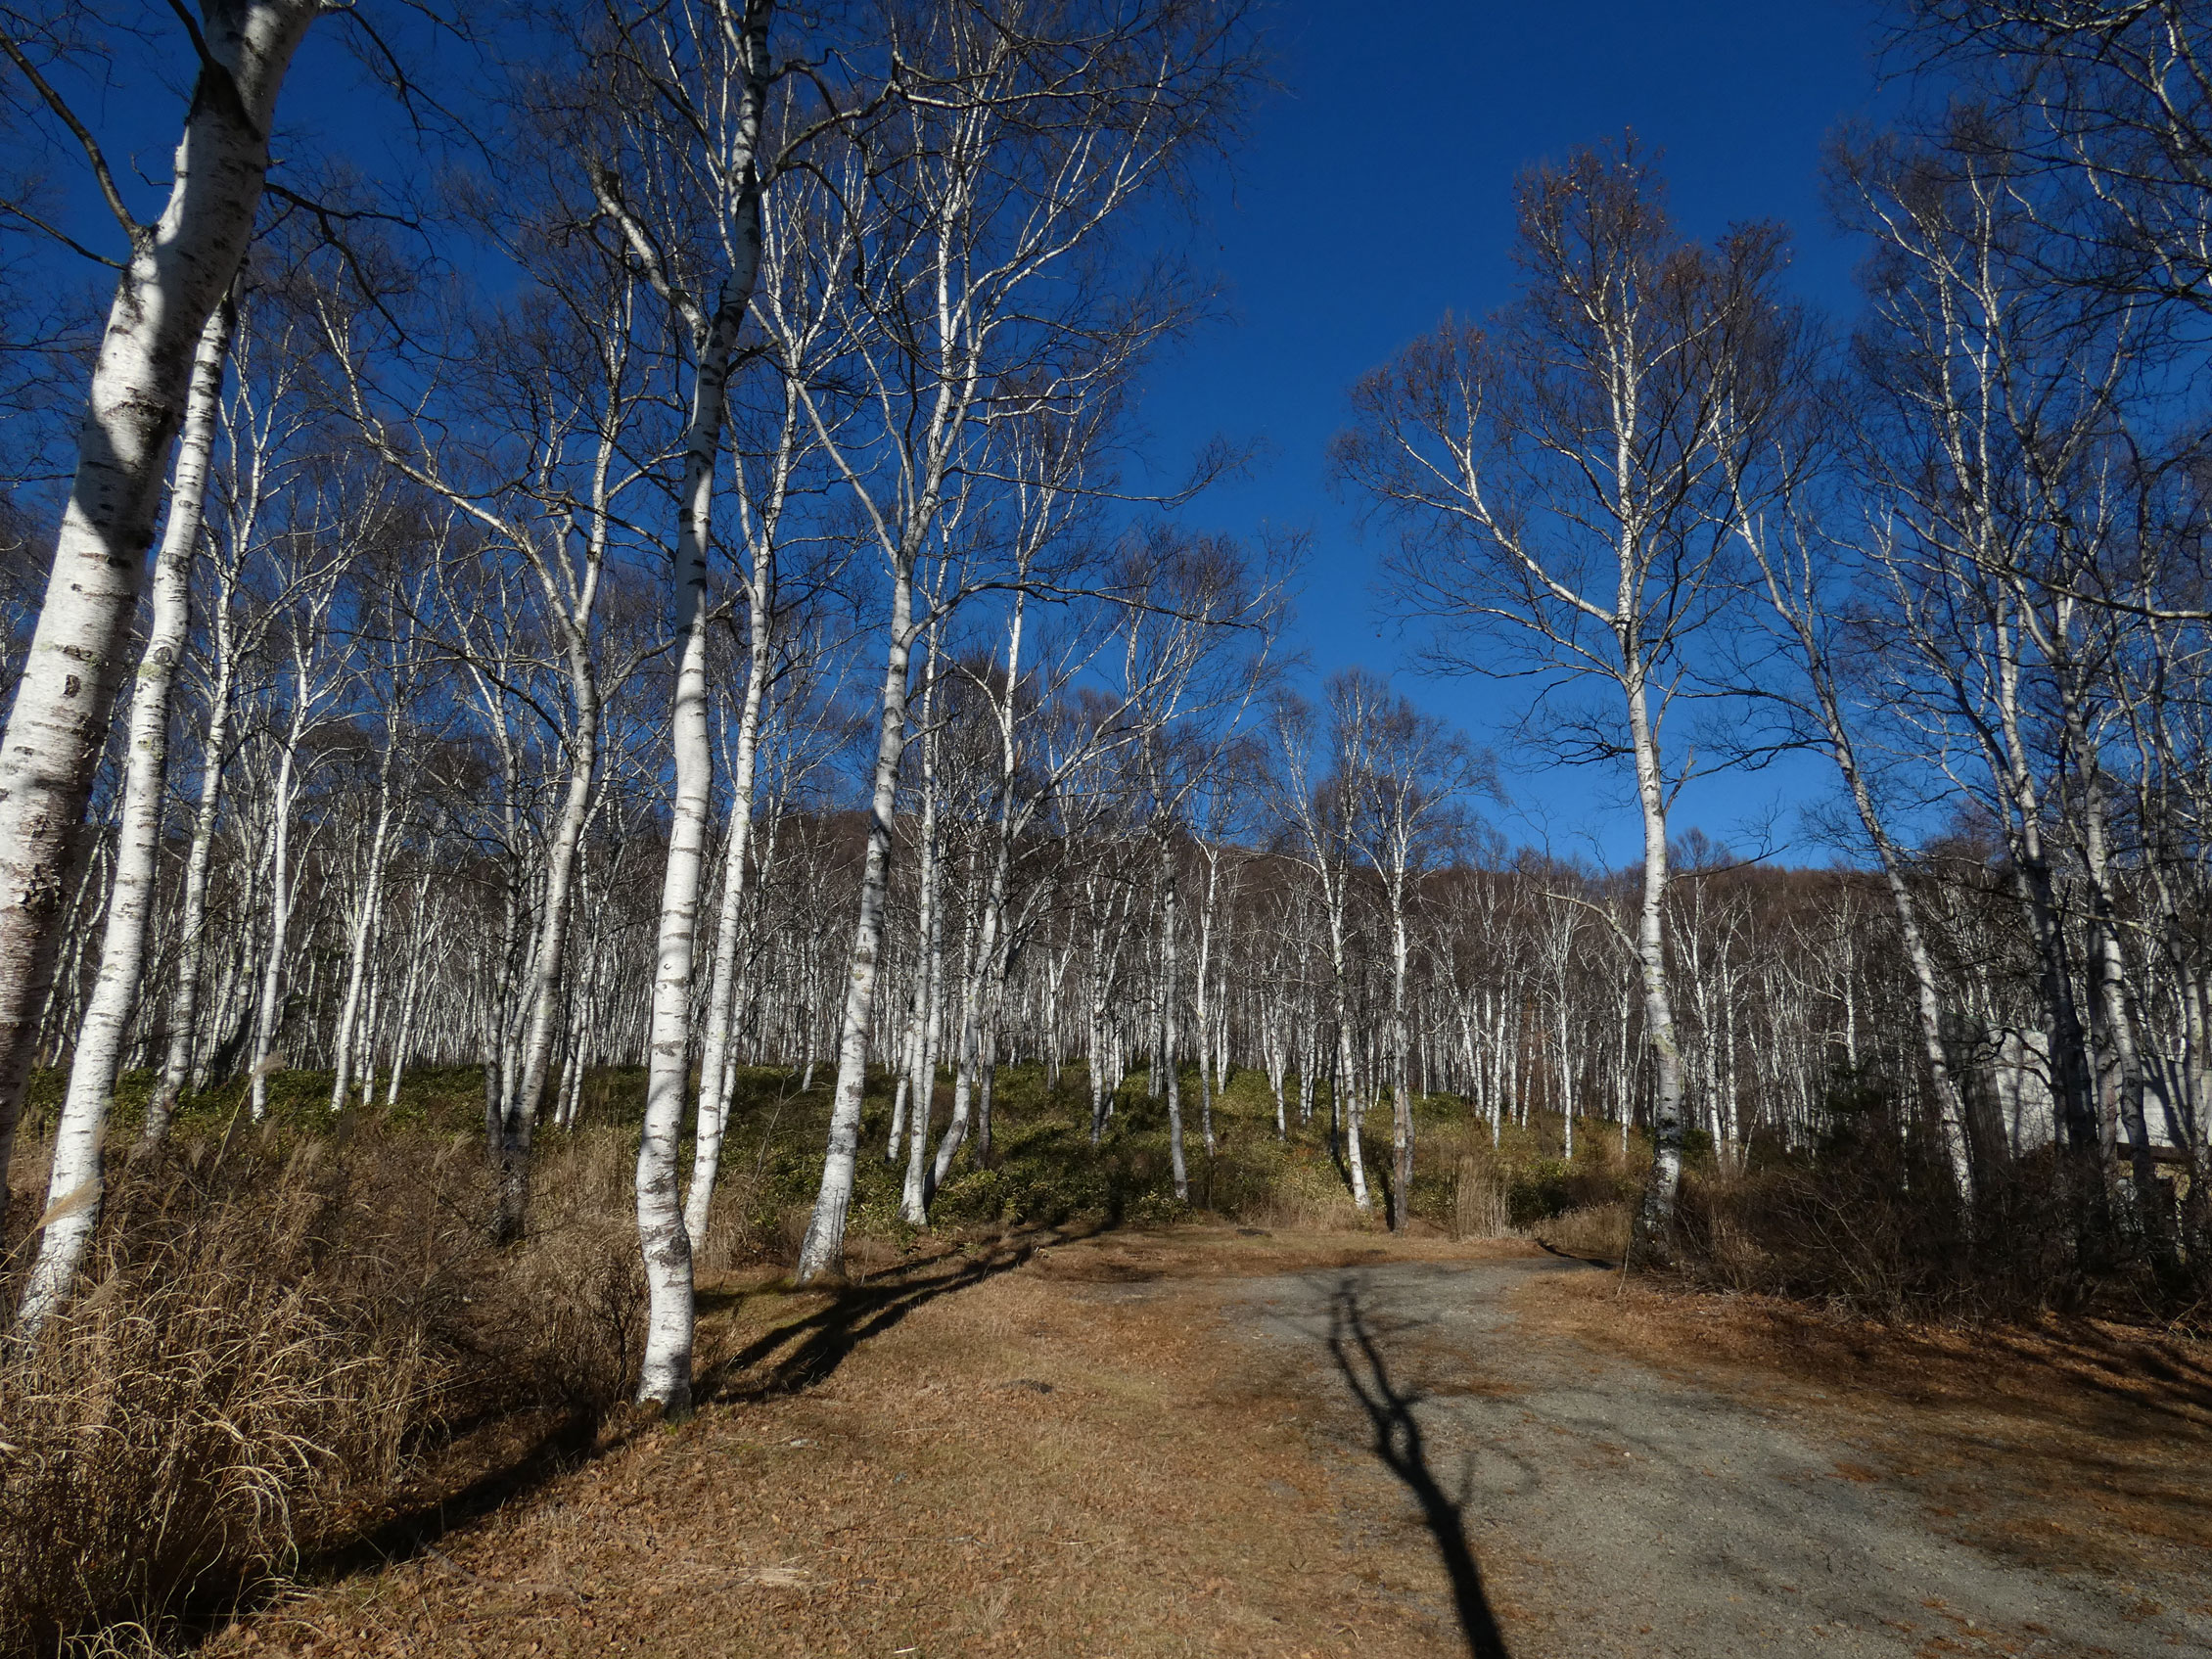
[42,1195,2209,1657]
[1660,1084,2211,1321]
[1518,1270,2212,1590]
[0,1060,1607,1656]
[197,1228,1523,1659]
[0,1121,646,1658]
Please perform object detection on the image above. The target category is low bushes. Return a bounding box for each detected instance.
[1664,1075,2208,1319]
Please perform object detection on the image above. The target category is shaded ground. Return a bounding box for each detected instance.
[208,1230,2212,1657]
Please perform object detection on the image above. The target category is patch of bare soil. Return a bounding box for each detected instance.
[1225,1254,2212,1657]
[204,1227,1509,1658]
[1522,1272,2212,1595]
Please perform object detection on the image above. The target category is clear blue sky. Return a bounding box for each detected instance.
[1141,0,1894,864]
[12,1,1892,865]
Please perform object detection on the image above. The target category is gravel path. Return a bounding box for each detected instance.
[1223,1256,2207,1659]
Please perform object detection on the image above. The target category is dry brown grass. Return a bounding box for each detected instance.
[1451,1153,1509,1239]
[195,1227,1535,1659]
[0,1140,436,1653]
[0,1122,649,1657]
[1529,1200,1630,1261]
[105,1203,2212,1657]
[5,1056,1525,1656]
[25,1056,2032,1656]
[1515,1269,2212,1589]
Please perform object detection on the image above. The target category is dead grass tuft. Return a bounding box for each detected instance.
[0,1118,646,1657]
[0,1137,436,1653]
[1533,1200,1631,1261]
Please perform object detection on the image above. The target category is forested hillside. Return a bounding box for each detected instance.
[3,2,2209,1652]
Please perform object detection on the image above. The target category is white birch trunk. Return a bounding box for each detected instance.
[13,299,231,1332]
[794,570,913,1283]
[1389,897,1413,1231]
[933,849,1008,1196]
[0,2,318,1220]
[899,655,944,1222]
[597,0,773,1408]
[498,658,596,1240]
[633,276,751,1406]
[143,599,233,1141]
[638,526,713,1406]
[1330,928,1370,1213]
[327,727,397,1113]
[1160,835,1189,1202]
[1194,853,1218,1158]
[384,896,429,1107]
[682,625,768,1250]
[246,669,309,1124]
[1625,666,1686,1259]
[684,365,800,1241]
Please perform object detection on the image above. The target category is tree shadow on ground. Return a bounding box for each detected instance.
[174,1405,601,1649]
[1534,1234,1617,1270]
[1327,1279,1513,1659]
[192,1222,1107,1649]
[704,1220,1108,1400]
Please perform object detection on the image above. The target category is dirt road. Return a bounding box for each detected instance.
[1222,1255,2210,1657]
[212,1232,2210,1657]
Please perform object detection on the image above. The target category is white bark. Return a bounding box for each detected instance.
[513,615,601,1039]
[1159,830,1189,1202]
[933,840,1008,1196]
[13,298,231,1333]
[1336,999,1370,1212]
[246,627,321,1124]
[899,649,945,1223]
[383,895,430,1107]
[328,716,398,1114]
[0,0,319,1223]
[1625,664,1686,1251]
[498,626,598,1239]
[1388,897,1413,1227]
[143,595,233,1142]
[682,357,802,1250]
[796,567,914,1281]
[1193,847,1219,1158]
[638,499,714,1406]
[681,632,768,1251]
[590,0,773,1407]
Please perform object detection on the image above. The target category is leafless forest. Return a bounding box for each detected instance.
[2,1,2210,1650]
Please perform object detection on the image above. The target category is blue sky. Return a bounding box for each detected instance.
[1140,0,1896,864]
[11,2,1896,864]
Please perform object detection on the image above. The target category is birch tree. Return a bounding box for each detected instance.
[12,298,232,1332]
[789,0,1258,1283]
[1271,693,1375,1213]
[0,0,321,1229]
[581,0,774,1410]
[1337,142,1793,1260]
[1335,668,1488,1229]
[683,155,854,1255]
